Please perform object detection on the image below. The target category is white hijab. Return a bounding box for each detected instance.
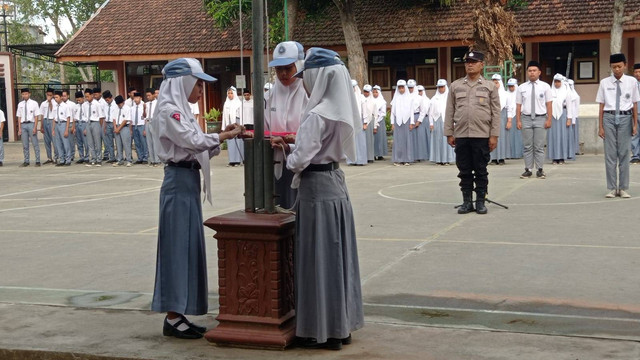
[391,83,413,126]
[222,87,241,127]
[551,75,568,119]
[494,79,507,109]
[265,61,308,134]
[153,59,212,204]
[428,84,449,122]
[302,64,357,162]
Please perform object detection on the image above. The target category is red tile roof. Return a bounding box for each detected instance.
[57,0,640,59]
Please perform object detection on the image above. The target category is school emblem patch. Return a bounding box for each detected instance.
[539,93,544,98]
[626,93,631,99]
[172,113,181,121]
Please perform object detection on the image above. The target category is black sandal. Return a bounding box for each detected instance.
[163,316,203,339]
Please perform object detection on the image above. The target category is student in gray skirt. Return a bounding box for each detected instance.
[271,47,364,350]
[151,58,243,339]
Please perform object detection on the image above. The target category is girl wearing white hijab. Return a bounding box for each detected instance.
[505,78,523,159]
[429,79,455,165]
[547,74,572,164]
[151,58,242,339]
[372,85,388,159]
[413,84,431,161]
[264,41,308,209]
[567,79,581,157]
[347,79,368,165]
[222,86,243,166]
[272,47,363,350]
[362,84,376,162]
[490,74,509,165]
[391,79,415,165]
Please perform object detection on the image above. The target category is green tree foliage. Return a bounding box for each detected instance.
[11,0,103,41]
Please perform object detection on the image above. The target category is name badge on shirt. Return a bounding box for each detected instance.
[607,87,616,91]
[270,107,276,112]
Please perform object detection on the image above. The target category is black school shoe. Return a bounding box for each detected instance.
[297,334,351,350]
[162,317,203,339]
[179,314,206,334]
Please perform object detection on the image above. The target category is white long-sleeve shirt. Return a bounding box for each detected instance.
[506,90,517,119]
[287,114,346,176]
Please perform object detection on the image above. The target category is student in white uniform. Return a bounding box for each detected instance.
[391,80,415,166]
[596,53,640,198]
[150,58,243,340]
[505,78,522,159]
[347,79,367,166]
[416,84,431,162]
[222,86,243,166]
[73,91,89,164]
[547,74,573,164]
[52,90,72,166]
[82,88,106,166]
[145,88,160,166]
[362,84,376,163]
[631,64,640,164]
[102,90,118,163]
[39,88,56,164]
[429,79,455,165]
[113,95,133,167]
[272,47,363,350]
[263,41,308,209]
[0,108,5,166]
[567,79,581,157]
[407,79,428,162]
[16,88,42,167]
[130,92,148,164]
[124,87,136,108]
[489,74,508,165]
[62,90,77,162]
[372,85,388,160]
[241,91,254,131]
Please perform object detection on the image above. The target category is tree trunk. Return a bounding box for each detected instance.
[611,0,625,54]
[333,0,368,85]
[286,0,298,40]
[59,63,65,83]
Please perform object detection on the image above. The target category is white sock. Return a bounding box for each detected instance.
[167,316,190,331]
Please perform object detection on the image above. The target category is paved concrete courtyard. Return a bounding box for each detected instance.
[0,141,639,359]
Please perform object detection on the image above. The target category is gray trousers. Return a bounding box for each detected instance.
[145,121,159,164]
[0,136,3,162]
[521,115,547,170]
[42,118,55,160]
[86,121,102,163]
[103,122,115,161]
[115,126,132,163]
[21,122,40,163]
[603,113,633,190]
[54,122,71,164]
[632,113,640,160]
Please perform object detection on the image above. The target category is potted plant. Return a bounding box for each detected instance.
[204,107,222,133]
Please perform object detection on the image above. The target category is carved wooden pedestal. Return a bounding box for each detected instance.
[203,210,296,349]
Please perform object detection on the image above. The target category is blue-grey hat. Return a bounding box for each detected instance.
[293,47,344,78]
[162,58,217,82]
[269,41,304,67]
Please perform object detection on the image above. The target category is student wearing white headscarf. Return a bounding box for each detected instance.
[391,80,415,165]
[150,58,243,339]
[362,84,376,162]
[429,79,455,165]
[490,74,509,165]
[347,79,368,165]
[547,74,572,164]
[258,41,308,209]
[505,78,523,159]
[372,85,388,159]
[414,84,431,161]
[271,47,363,350]
[222,86,243,166]
[567,79,581,157]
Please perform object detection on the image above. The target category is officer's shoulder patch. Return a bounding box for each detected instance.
[171,112,181,122]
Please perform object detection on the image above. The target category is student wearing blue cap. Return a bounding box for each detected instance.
[272,47,364,350]
[150,58,243,340]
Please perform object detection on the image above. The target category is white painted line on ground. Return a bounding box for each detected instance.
[358,237,640,250]
[0,177,125,198]
[0,186,160,201]
[2,229,157,236]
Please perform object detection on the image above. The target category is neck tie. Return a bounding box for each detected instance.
[135,105,139,126]
[57,104,60,122]
[615,80,621,117]
[89,102,92,121]
[108,104,111,122]
[149,102,153,121]
[118,108,121,125]
[47,102,50,119]
[530,82,536,120]
[80,104,83,121]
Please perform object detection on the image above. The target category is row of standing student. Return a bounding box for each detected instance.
[13,87,161,167]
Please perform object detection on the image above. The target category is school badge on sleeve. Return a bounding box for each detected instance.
[172,113,181,122]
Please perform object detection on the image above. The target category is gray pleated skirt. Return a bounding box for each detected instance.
[547,110,572,160]
[508,123,523,159]
[348,127,368,165]
[571,119,580,156]
[429,117,455,163]
[392,122,414,163]
[151,165,208,315]
[365,123,375,162]
[490,108,508,161]
[295,169,364,343]
[374,125,388,157]
[227,138,244,164]
[412,114,429,161]
[275,167,297,209]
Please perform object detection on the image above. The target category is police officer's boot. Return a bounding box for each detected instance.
[457,191,475,214]
[475,190,488,214]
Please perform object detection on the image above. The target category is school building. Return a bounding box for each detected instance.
[45,0,640,150]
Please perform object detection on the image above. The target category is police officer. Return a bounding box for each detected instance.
[444,50,501,214]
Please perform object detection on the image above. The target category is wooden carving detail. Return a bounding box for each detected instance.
[237,240,260,316]
[281,235,295,316]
